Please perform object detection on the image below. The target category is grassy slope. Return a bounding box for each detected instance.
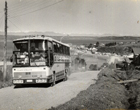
[48,67,130,110]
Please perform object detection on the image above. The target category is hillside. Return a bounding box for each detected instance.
[0,34,140,60]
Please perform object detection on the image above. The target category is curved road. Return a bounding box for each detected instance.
[0,71,99,110]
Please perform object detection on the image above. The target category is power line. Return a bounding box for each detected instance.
[0,14,4,21]
[7,17,24,30]
[0,8,4,13]
[0,2,5,13]
[0,11,4,14]
[8,0,38,9]
[8,19,23,32]
[8,0,63,17]
[8,0,51,15]
[0,17,3,27]
[0,0,39,14]
[0,14,4,30]
[9,0,64,19]
[8,0,45,11]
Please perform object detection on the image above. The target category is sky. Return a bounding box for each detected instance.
[0,0,140,36]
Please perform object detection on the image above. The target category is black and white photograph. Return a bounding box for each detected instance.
[0,0,140,110]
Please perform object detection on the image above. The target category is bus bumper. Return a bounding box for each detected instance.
[13,77,52,84]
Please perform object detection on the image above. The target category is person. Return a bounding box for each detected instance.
[31,43,39,56]
[31,43,36,51]
[21,44,28,52]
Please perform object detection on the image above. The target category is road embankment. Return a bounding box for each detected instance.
[49,67,130,110]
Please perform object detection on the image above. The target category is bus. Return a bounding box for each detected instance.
[11,35,71,86]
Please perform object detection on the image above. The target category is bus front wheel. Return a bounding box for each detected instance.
[14,84,23,88]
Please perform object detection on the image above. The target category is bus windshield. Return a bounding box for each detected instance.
[13,40,47,67]
[14,40,28,52]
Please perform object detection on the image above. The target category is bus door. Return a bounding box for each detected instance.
[47,41,53,66]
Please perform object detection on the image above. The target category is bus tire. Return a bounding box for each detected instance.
[51,74,56,86]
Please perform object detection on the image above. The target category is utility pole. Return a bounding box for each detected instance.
[3,1,7,81]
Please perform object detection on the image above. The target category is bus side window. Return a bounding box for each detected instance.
[65,47,67,55]
[64,46,66,54]
[48,41,53,66]
[66,47,70,55]
[50,49,53,66]
[53,42,58,53]
[57,43,60,53]
[48,41,53,50]
[62,45,65,54]
[59,44,63,54]
[68,47,70,55]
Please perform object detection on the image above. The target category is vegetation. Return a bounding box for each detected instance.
[48,67,130,110]
[105,42,116,47]
[97,46,133,55]
[95,41,100,47]
[0,65,12,88]
[48,62,140,110]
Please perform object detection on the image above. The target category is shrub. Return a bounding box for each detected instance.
[0,65,12,88]
[89,64,97,70]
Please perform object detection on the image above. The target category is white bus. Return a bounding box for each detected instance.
[12,35,71,86]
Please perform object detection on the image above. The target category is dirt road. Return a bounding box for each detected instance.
[0,71,99,110]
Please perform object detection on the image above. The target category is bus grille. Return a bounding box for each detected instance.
[13,72,46,79]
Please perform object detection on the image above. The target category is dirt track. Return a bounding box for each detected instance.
[0,71,99,110]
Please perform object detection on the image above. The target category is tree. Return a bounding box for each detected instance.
[95,41,100,47]
[88,43,93,48]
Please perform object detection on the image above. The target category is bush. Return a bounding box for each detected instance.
[97,46,133,55]
[89,64,97,70]
[70,57,87,72]
[0,66,12,88]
